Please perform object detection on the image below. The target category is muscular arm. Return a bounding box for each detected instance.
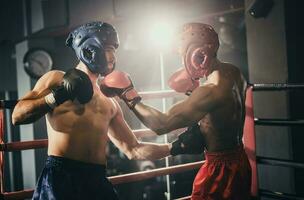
[108,100,170,160]
[132,71,232,135]
[12,71,64,125]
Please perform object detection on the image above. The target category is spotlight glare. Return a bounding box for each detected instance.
[149,21,174,50]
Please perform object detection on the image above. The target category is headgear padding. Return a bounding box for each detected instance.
[179,23,219,79]
[66,21,119,75]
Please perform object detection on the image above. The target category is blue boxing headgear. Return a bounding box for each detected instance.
[66,21,119,75]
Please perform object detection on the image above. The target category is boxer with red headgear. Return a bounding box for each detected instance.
[99,22,251,200]
[180,23,219,78]
[168,23,220,95]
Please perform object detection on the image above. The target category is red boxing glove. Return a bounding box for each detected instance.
[97,70,141,109]
[168,68,199,95]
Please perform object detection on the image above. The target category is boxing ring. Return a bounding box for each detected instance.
[0,84,304,200]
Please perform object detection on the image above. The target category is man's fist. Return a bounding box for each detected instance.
[168,68,199,95]
[45,69,93,109]
[170,123,206,156]
[97,70,141,109]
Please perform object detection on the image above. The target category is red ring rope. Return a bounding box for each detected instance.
[0,139,48,152]
[0,129,186,152]
[0,161,204,200]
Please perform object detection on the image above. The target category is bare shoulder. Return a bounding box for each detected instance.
[17,70,66,100]
[208,65,233,88]
[215,62,245,84]
[33,70,65,91]
[220,62,247,82]
[219,62,241,76]
[203,62,241,98]
[40,70,65,86]
[216,62,247,94]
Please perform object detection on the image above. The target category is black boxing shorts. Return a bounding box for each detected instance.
[32,156,119,200]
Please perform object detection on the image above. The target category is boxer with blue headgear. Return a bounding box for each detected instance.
[13,20,173,200]
[66,21,119,76]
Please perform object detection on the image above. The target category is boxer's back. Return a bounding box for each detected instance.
[199,62,247,152]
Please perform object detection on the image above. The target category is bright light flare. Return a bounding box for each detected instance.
[148,21,175,50]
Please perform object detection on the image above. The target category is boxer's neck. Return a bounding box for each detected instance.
[76,62,98,82]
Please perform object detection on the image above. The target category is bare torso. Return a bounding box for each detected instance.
[199,62,247,152]
[46,72,117,165]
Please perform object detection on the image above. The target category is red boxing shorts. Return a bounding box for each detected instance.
[191,146,251,200]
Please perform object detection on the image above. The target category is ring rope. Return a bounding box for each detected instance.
[257,156,304,169]
[174,195,191,200]
[3,83,303,199]
[259,189,304,200]
[254,118,304,126]
[0,139,48,152]
[0,189,34,200]
[252,83,304,91]
[0,109,4,193]
[0,161,204,200]
[0,130,180,152]
[110,160,204,185]
[0,128,185,152]
[0,90,180,111]
[1,83,304,109]
[139,90,183,100]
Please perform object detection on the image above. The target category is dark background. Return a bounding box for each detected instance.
[0,0,301,199]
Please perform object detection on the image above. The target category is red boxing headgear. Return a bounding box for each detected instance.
[179,23,219,79]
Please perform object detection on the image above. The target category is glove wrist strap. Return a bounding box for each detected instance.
[45,93,57,109]
[126,96,142,109]
[121,88,142,109]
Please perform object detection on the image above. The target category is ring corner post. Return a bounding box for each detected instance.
[0,108,5,194]
[243,86,258,198]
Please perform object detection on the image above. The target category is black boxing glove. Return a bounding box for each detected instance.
[45,69,93,109]
[170,123,206,156]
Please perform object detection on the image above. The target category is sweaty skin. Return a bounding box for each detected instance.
[12,46,170,165]
[132,59,247,152]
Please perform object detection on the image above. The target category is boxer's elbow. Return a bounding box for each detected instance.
[12,108,24,125]
[12,111,29,125]
[11,116,19,126]
[12,103,35,125]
